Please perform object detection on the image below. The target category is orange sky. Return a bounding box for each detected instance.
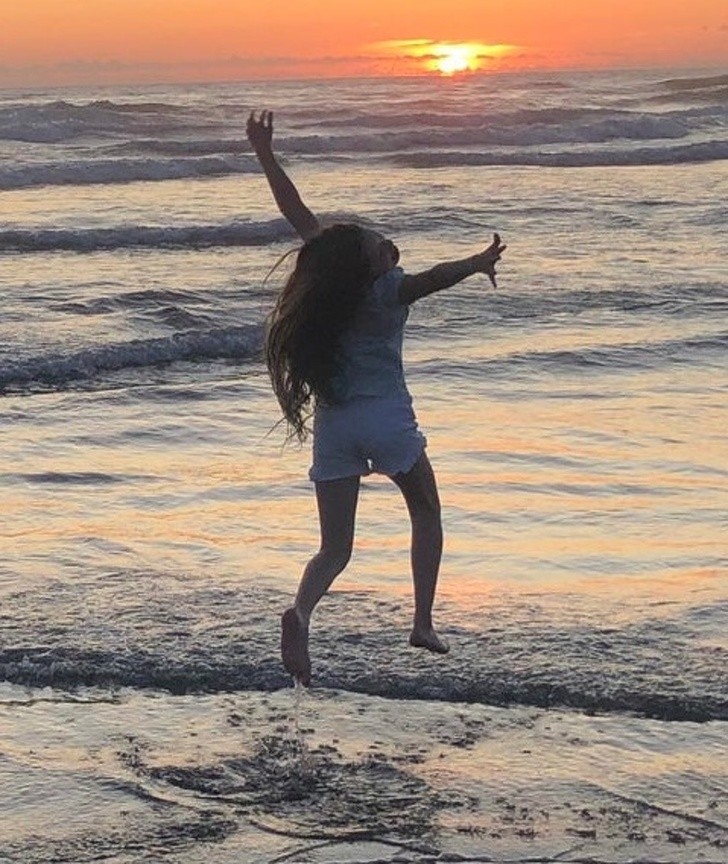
[1,0,726,87]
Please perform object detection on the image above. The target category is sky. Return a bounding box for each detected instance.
[1,0,726,87]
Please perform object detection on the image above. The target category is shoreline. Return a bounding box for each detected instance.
[1,582,725,723]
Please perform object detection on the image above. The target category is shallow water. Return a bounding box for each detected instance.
[1,684,727,863]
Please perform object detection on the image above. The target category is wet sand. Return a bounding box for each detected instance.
[2,683,726,864]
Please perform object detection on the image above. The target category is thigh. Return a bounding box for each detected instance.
[315,475,361,552]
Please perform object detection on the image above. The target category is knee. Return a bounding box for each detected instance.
[317,542,353,574]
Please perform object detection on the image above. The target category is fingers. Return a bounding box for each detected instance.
[246,110,261,138]
[485,232,506,260]
[258,109,272,129]
[489,232,506,254]
[482,232,505,287]
[246,109,273,130]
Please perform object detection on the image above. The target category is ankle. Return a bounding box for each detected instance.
[412,619,434,634]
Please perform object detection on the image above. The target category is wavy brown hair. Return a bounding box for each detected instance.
[265,224,372,441]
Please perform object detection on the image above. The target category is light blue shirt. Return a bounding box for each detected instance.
[329,266,410,403]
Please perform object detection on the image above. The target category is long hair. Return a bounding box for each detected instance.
[265,224,372,442]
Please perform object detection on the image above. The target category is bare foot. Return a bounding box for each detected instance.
[281,607,311,686]
[409,627,450,654]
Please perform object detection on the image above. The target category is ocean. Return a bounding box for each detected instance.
[1,69,726,863]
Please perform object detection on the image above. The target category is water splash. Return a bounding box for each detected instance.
[292,677,314,774]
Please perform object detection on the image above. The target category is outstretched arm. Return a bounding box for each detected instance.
[399,233,506,305]
[246,110,320,242]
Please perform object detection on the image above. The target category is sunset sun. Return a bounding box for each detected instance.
[432,45,475,75]
[373,40,520,76]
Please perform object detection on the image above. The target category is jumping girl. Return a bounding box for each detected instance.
[247,110,505,686]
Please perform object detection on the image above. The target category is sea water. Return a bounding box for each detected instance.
[0,69,726,862]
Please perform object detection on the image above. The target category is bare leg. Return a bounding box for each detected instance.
[281,475,360,684]
[295,475,360,621]
[392,453,449,654]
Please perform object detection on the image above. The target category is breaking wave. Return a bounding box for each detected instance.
[0,325,264,392]
[0,584,725,722]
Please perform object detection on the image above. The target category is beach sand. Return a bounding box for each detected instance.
[2,679,726,864]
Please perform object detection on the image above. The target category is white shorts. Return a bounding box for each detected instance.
[309,396,426,482]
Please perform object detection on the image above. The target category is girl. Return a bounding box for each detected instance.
[247,110,505,686]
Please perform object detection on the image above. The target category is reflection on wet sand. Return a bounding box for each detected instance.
[2,685,726,863]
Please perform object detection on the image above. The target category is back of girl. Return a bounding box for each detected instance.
[247,110,505,686]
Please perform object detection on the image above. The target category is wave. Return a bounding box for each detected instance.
[54,287,212,315]
[0,218,295,253]
[2,645,721,721]
[648,73,728,107]
[1,94,725,192]
[0,325,263,392]
[411,329,728,380]
[301,103,719,136]
[8,471,126,486]
[506,332,728,372]
[3,95,724,154]
[659,73,728,92]
[649,86,728,106]
[529,331,727,374]
[462,283,728,324]
[6,135,725,191]
[0,154,258,191]
[279,112,713,155]
[1,585,725,722]
[0,98,194,143]
[111,138,249,157]
[395,139,728,168]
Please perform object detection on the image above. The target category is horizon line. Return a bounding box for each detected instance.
[1,62,726,94]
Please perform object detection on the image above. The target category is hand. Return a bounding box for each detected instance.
[246,109,274,154]
[474,232,506,287]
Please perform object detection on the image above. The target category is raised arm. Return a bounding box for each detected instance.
[246,110,320,242]
[398,233,506,305]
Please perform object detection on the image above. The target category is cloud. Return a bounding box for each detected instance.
[369,39,521,64]
[374,39,438,50]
